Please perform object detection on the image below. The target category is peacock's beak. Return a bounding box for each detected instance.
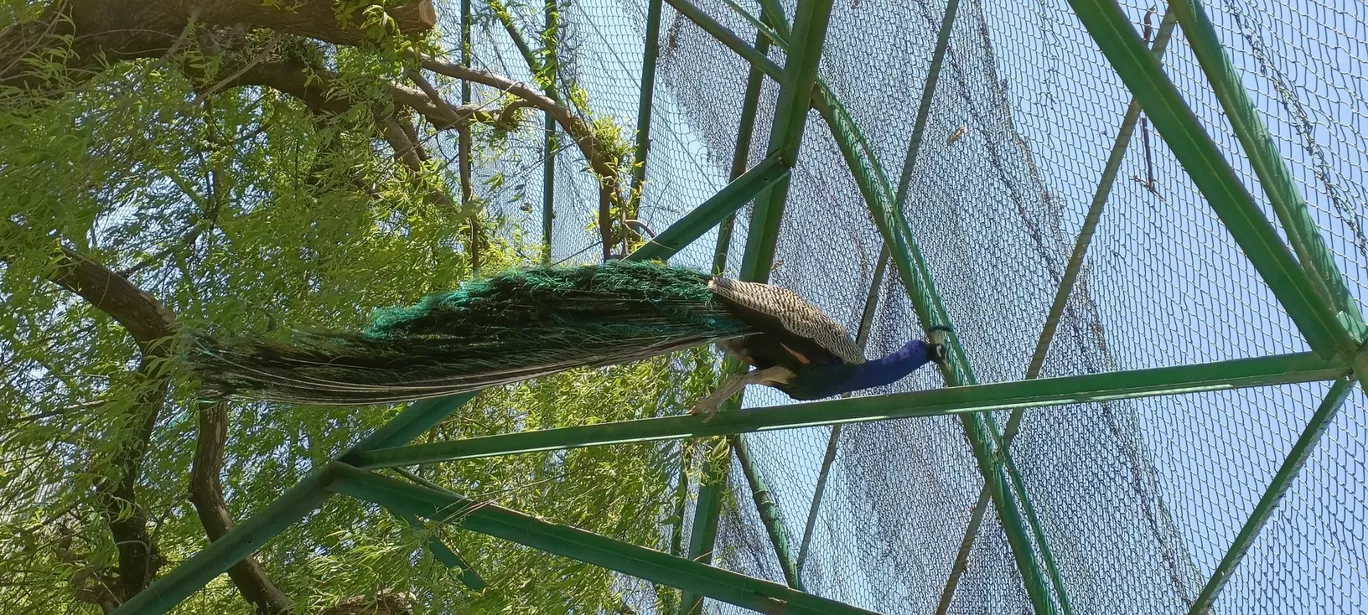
[929,344,949,365]
[926,325,953,365]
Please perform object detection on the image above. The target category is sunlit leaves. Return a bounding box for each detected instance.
[0,4,722,612]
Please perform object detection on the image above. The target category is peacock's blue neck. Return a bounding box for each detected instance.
[838,339,935,393]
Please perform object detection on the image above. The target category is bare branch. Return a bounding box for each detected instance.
[41,241,177,601]
[191,402,292,615]
[48,245,177,352]
[420,57,626,214]
[0,0,438,89]
[379,117,464,215]
[13,399,105,423]
[381,118,428,173]
[407,69,462,126]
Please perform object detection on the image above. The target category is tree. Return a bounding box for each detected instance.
[0,1,711,612]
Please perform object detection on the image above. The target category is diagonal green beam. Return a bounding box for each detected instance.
[1064,0,1354,359]
[110,467,339,615]
[628,154,790,263]
[728,22,1055,600]
[342,394,481,461]
[1168,0,1365,342]
[566,35,783,597]
[662,0,783,79]
[328,464,881,615]
[938,12,1180,613]
[731,435,804,590]
[390,467,488,590]
[1187,375,1357,613]
[349,352,1348,468]
[888,0,957,211]
[393,509,488,591]
[711,30,771,277]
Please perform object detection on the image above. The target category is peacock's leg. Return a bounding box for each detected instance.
[689,366,794,422]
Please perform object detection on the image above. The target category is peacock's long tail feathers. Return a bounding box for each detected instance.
[187,261,753,404]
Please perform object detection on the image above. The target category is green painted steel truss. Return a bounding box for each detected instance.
[113,0,1368,612]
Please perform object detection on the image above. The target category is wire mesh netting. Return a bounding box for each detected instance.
[440,0,1367,609]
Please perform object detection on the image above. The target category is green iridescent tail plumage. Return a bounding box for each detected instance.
[188,261,753,405]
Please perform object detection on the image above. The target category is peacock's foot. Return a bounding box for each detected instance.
[688,401,719,423]
[688,394,727,423]
[688,371,767,423]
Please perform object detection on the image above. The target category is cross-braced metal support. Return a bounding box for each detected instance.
[111,0,1368,611]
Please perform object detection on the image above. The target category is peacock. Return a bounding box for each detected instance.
[188,260,950,416]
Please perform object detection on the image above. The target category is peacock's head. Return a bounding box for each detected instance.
[925,325,954,365]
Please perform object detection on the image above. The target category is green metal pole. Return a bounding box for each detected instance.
[461,0,471,110]
[1167,0,1365,341]
[737,0,834,278]
[813,79,1059,612]
[393,509,488,591]
[1025,9,1177,392]
[628,155,790,263]
[984,411,1074,615]
[1063,0,1354,359]
[677,438,729,615]
[889,0,959,210]
[731,436,804,590]
[724,23,987,596]
[328,464,881,615]
[936,13,1179,613]
[350,352,1348,468]
[541,0,558,263]
[113,394,480,615]
[543,121,556,262]
[682,0,835,607]
[460,0,480,265]
[627,0,666,250]
[341,393,481,462]
[390,468,488,590]
[753,0,790,38]
[493,0,575,277]
[1187,375,1357,614]
[660,442,692,615]
[712,30,772,277]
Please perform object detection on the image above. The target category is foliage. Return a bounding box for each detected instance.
[0,1,715,613]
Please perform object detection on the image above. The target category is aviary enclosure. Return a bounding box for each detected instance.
[2,0,1366,611]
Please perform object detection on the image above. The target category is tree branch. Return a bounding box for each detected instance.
[407,69,461,126]
[0,0,437,89]
[49,246,178,351]
[43,243,177,602]
[191,402,292,615]
[380,117,429,174]
[379,116,464,214]
[420,57,626,220]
